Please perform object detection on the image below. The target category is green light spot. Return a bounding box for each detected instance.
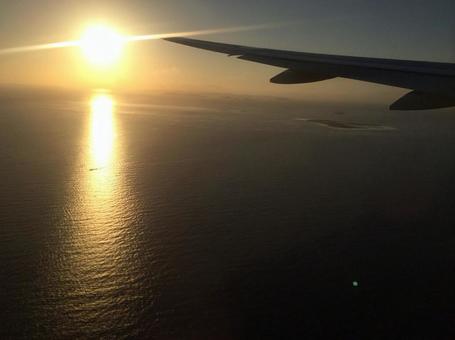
[352,281,359,287]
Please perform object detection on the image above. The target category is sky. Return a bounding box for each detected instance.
[0,0,454,104]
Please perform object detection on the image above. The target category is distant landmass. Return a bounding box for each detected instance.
[296,118,396,131]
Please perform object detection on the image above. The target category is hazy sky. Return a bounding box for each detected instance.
[1,0,454,103]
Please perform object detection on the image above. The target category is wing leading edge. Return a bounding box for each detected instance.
[165,37,455,110]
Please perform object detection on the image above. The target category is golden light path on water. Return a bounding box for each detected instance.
[90,94,116,169]
[41,92,144,335]
[76,91,137,272]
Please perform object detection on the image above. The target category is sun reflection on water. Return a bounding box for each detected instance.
[43,92,142,334]
[90,93,116,169]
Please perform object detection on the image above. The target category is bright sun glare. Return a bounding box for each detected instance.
[80,25,125,68]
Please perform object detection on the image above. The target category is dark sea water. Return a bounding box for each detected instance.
[1,88,455,339]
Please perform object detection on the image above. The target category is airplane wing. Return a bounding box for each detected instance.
[164,37,455,110]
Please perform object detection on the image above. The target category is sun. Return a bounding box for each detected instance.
[80,25,125,68]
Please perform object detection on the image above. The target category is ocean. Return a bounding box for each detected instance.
[1,87,455,339]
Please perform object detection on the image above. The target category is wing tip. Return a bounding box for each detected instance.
[163,37,188,43]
